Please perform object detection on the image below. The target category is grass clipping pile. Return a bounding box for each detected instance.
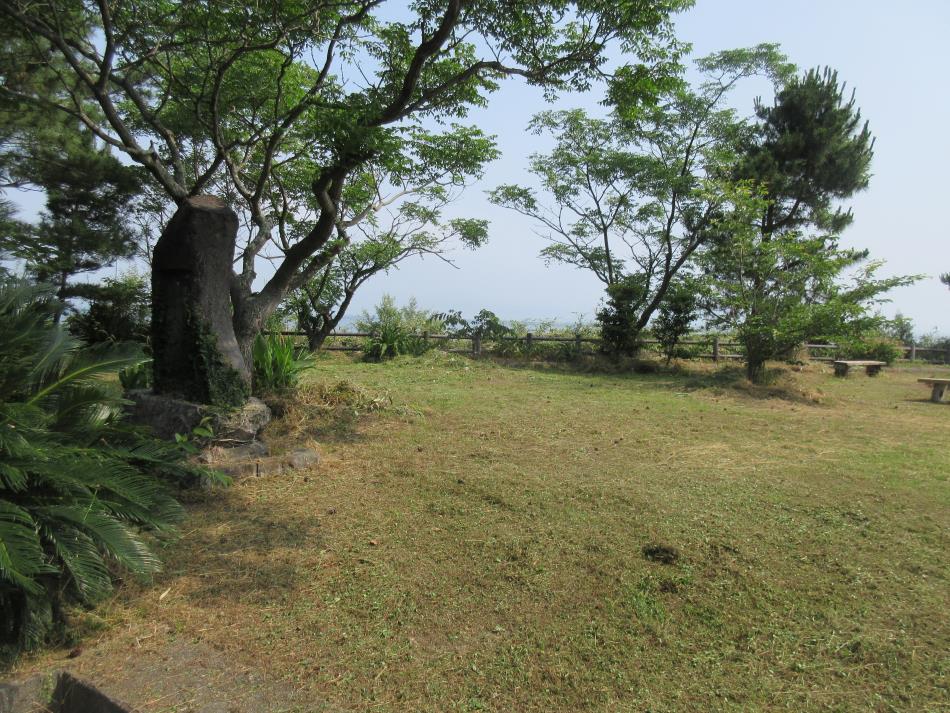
[261,380,392,449]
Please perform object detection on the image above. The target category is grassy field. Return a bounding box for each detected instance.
[11,354,950,711]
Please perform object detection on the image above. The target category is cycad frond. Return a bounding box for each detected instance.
[0,502,52,595]
[0,278,211,652]
[43,522,112,602]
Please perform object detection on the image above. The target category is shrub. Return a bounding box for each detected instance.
[0,279,208,653]
[652,281,697,365]
[597,276,646,357]
[252,333,314,394]
[357,296,440,361]
[670,342,703,360]
[836,336,903,365]
[440,308,511,341]
[119,360,153,390]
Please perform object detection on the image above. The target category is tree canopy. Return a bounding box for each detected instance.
[490,44,793,338]
[0,0,692,352]
[701,69,913,382]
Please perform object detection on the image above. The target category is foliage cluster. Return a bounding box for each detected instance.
[597,276,648,357]
[356,296,441,361]
[440,309,512,341]
[0,280,212,653]
[252,333,315,395]
[652,281,698,365]
[67,272,151,346]
[834,336,904,365]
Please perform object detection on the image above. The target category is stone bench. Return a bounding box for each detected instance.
[918,378,950,403]
[833,360,886,377]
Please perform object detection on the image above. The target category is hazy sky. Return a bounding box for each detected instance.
[343,0,950,334]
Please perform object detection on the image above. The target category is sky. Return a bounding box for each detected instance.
[7,1,950,335]
[339,0,950,335]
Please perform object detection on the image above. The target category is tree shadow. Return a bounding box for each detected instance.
[490,356,830,406]
[164,488,327,606]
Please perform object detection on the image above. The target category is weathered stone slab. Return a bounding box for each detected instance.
[205,447,321,479]
[151,196,249,406]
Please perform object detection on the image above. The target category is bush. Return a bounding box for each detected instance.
[67,272,150,345]
[836,336,903,365]
[0,279,210,653]
[440,308,511,341]
[652,281,697,365]
[357,296,440,361]
[252,333,314,394]
[597,276,646,357]
[670,342,703,360]
[119,360,153,390]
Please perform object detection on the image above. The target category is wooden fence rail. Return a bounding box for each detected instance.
[274,330,950,364]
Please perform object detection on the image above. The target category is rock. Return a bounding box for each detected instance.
[205,447,320,480]
[285,448,320,470]
[151,195,250,406]
[215,459,271,479]
[125,392,271,443]
[0,671,131,713]
[0,671,54,713]
[125,390,205,441]
[198,441,269,464]
[214,397,272,442]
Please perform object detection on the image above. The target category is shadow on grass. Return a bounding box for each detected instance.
[169,488,326,606]
[486,354,828,406]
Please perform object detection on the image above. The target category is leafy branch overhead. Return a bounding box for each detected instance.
[0,0,692,352]
[283,192,490,350]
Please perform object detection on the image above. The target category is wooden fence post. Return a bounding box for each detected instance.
[575,333,582,353]
[423,330,428,348]
[946,347,950,365]
[909,342,916,361]
[472,333,481,356]
[712,335,720,363]
[526,332,534,351]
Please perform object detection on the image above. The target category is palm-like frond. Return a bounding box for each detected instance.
[0,502,53,595]
[0,278,211,653]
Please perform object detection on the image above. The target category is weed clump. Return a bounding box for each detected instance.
[262,380,391,448]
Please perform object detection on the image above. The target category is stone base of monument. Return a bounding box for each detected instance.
[124,390,272,442]
[197,443,320,479]
[123,391,319,480]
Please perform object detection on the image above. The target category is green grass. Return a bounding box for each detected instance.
[13,354,950,711]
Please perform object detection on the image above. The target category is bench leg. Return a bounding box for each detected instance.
[834,363,848,377]
[932,384,947,403]
[866,365,881,376]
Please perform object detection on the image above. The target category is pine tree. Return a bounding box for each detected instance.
[2,133,142,307]
[702,68,910,383]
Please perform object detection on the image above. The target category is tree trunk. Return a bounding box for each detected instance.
[746,356,766,384]
[307,328,329,351]
[232,301,267,377]
[151,196,251,406]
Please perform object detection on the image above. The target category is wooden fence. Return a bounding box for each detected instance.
[276,331,950,364]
